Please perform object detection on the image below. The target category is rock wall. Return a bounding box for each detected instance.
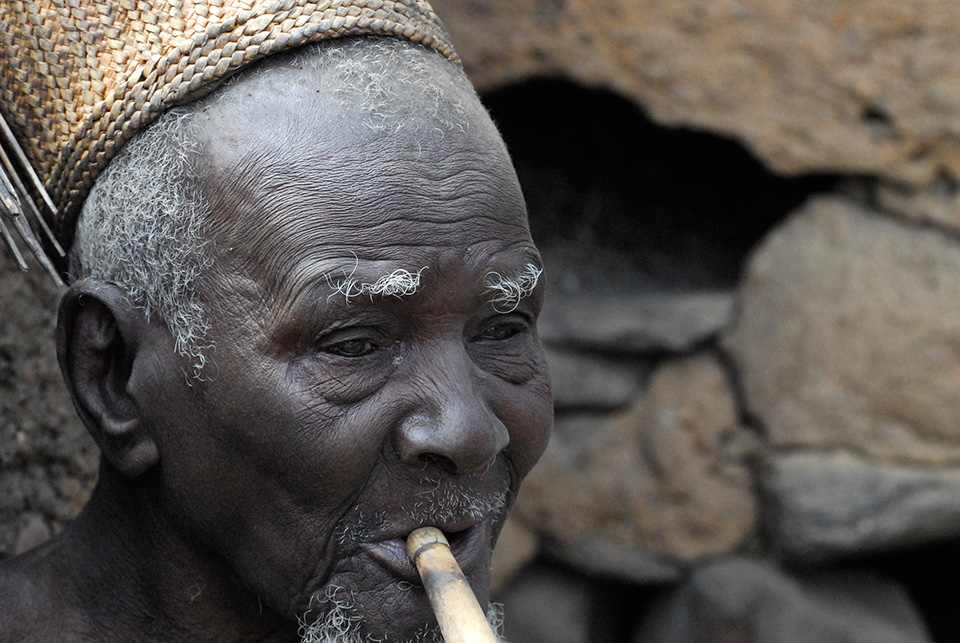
[425,1,960,641]
[3,1,960,642]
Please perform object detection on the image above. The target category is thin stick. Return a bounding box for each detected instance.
[407,527,499,643]
[0,113,58,218]
[0,142,65,285]
[0,216,28,272]
[0,156,29,271]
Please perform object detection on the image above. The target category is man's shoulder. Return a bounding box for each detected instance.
[0,543,85,642]
[0,554,46,641]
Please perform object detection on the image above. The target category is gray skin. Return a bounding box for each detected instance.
[0,47,552,642]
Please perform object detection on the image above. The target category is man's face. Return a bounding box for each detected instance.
[137,52,551,640]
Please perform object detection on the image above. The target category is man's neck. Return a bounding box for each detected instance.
[0,463,297,642]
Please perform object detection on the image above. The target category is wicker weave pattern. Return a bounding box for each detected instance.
[0,0,458,248]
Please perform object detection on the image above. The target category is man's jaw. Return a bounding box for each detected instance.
[298,584,444,643]
[298,587,505,643]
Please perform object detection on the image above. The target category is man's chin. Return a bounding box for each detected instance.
[297,589,504,643]
[297,585,436,643]
[299,616,442,643]
[300,620,444,643]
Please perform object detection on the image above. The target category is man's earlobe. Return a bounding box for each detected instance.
[57,281,160,478]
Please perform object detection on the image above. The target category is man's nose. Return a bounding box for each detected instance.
[395,355,510,475]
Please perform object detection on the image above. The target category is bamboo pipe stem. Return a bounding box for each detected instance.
[406,527,499,643]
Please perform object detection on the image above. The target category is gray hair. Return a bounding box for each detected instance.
[69,108,214,373]
[68,38,482,374]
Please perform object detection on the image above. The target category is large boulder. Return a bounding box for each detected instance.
[634,557,931,643]
[513,354,757,581]
[727,196,960,464]
[726,196,960,559]
[545,347,642,411]
[497,563,593,643]
[537,245,737,356]
[540,291,735,355]
[765,452,960,563]
[433,0,960,187]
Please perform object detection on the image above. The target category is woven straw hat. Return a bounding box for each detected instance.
[0,0,459,281]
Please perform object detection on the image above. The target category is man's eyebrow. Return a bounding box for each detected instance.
[484,263,543,312]
[322,257,427,303]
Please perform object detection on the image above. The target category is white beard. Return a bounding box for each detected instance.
[298,589,504,643]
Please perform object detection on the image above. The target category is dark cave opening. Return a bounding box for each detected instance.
[482,78,839,290]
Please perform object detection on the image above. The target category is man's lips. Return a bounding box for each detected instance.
[360,519,491,585]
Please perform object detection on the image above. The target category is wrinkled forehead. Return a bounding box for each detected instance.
[191,40,500,180]
[187,41,533,295]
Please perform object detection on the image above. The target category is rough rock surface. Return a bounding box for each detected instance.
[512,354,757,581]
[634,557,932,643]
[765,452,960,563]
[0,251,97,559]
[540,290,735,355]
[537,245,736,355]
[726,196,960,466]
[545,347,641,410]
[497,563,592,643]
[490,517,540,591]
[432,0,960,186]
[877,176,960,232]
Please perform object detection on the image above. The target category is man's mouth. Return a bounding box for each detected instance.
[360,518,491,585]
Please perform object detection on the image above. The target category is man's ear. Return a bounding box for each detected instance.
[57,281,160,478]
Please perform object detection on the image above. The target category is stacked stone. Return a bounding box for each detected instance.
[490,195,956,643]
[425,0,960,641]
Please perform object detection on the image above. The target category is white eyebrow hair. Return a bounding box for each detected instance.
[324,256,427,302]
[485,263,543,312]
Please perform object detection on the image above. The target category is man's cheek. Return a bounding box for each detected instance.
[504,381,553,479]
[272,405,394,507]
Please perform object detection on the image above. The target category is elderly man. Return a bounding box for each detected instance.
[0,2,551,641]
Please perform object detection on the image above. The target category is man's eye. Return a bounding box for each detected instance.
[325,338,379,357]
[478,320,527,342]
